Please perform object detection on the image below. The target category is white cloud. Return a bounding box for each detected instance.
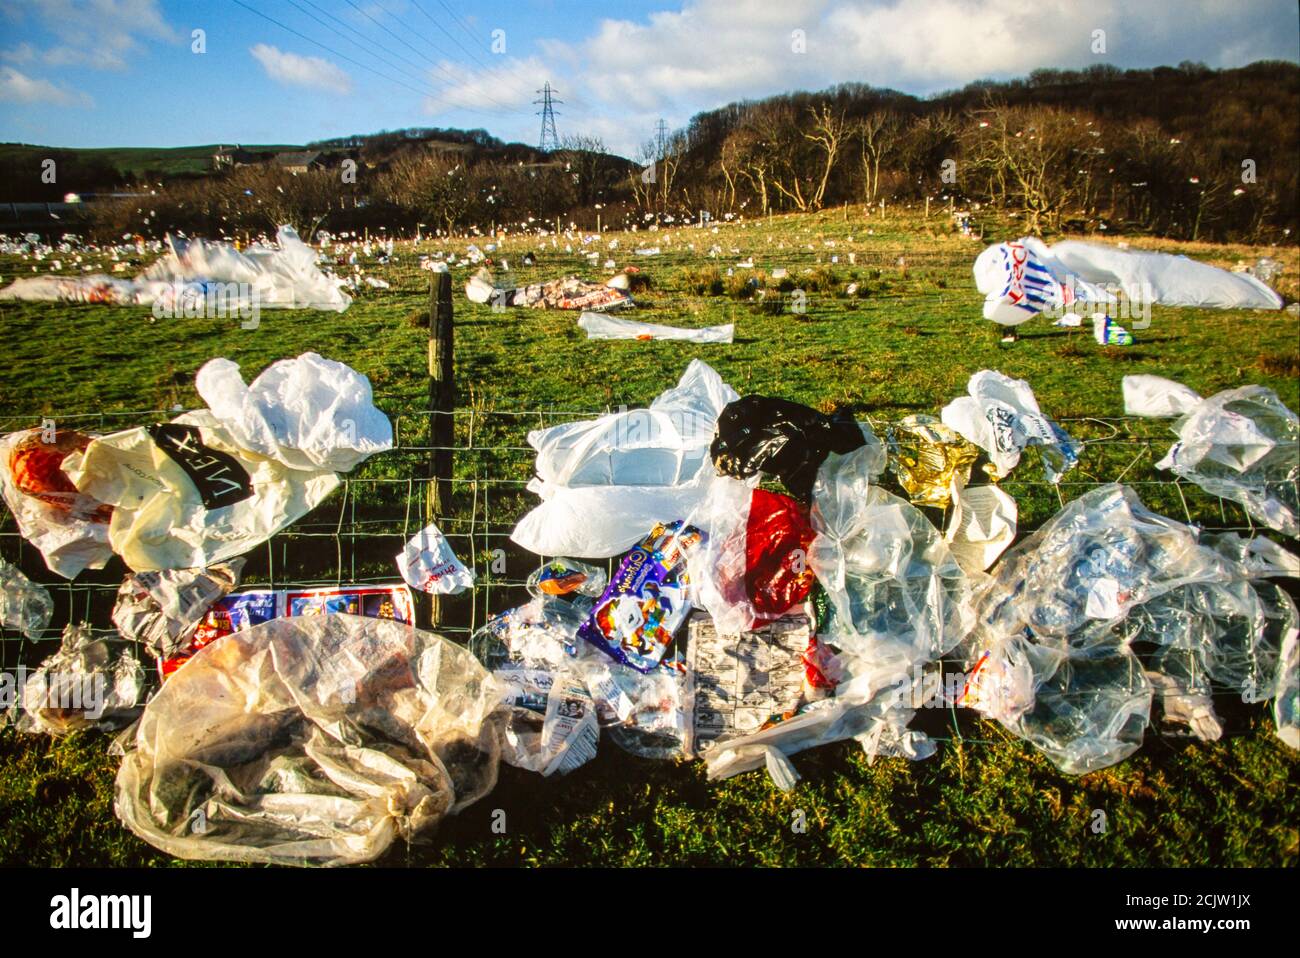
[0,0,175,71]
[0,65,91,106]
[421,0,1300,156]
[422,56,548,116]
[250,44,353,95]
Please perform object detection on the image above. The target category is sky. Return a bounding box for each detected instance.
[1,0,1297,158]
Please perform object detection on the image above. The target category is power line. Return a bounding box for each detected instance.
[339,0,520,113]
[535,81,561,151]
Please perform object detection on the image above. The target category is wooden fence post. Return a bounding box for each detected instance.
[427,269,454,627]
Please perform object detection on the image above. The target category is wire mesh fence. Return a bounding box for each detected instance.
[1,395,1288,750]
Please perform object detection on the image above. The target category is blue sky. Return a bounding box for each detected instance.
[2,0,1297,158]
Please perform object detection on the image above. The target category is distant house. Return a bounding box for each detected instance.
[271,151,323,174]
[212,145,260,170]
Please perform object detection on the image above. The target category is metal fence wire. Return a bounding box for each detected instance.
[1,397,1293,749]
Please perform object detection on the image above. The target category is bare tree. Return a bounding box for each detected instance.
[857,111,901,203]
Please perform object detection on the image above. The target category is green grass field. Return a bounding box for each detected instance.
[1,205,1297,866]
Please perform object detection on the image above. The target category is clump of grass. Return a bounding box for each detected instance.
[725,271,759,299]
[1257,350,1300,378]
[682,265,724,296]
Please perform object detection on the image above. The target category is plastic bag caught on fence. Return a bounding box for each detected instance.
[61,410,340,571]
[886,415,980,509]
[960,484,1299,772]
[512,359,738,557]
[196,353,393,473]
[18,624,144,736]
[711,396,872,501]
[111,559,244,659]
[397,522,474,595]
[681,472,817,636]
[941,370,1080,483]
[114,613,505,866]
[1124,376,1299,537]
[0,557,53,639]
[808,443,982,673]
[0,429,114,579]
[527,558,607,600]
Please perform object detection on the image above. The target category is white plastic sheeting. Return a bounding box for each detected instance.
[196,353,392,473]
[577,311,734,343]
[0,226,351,312]
[511,359,739,557]
[62,410,340,571]
[975,236,1282,326]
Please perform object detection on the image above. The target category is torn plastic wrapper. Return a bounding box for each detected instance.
[527,558,607,600]
[945,482,1018,574]
[397,522,474,595]
[1125,377,1298,537]
[61,410,340,571]
[576,521,705,673]
[887,415,981,510]
[196,352,393,473]
[0,429,114,578]
[112,559,244,659]
[114,614,505,866]
[18,624,144,736]
[941,369,1080,483]
[711,396,873,501]
[577,311,733,343]
[511,359,737,557]
[160,583,415,679]
[0,557,53,639]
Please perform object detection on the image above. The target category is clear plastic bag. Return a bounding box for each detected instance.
[115,613,505,866]
[0,557,53,639]
[18,624,144,736]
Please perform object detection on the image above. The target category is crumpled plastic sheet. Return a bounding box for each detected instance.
[577,311,733,343]
[511,359,738,557]
[0,428,114,579]
[974,236,1283,325]
[0,557,54,639]
[0,227,351,312]
[114,613,505,866]
[960,484,1299,772]
[466,269,631,311]
[1125,376,1298,537]
[196,352,393,473]
[809,442,983,673]
[471,598,600,776]
[17,624,144,736]
[111,559,244,659]
[62,410,340,571]
[711,396,869,501]
[942,369,1080,483]
[886,415,980,510]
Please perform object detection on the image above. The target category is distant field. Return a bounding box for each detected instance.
[0,206,1297,867]
[0,142,306,179]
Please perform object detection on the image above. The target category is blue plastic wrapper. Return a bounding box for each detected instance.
[577,521,705,673]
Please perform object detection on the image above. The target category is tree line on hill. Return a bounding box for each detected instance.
[4,61,1296,244]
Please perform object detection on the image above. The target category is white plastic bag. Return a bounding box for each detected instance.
[511,359,738,557]
[0,429,114,579]
[196,353,392,473]
[941,369,1080,482]
[397,522,474,595]
[114,613,505,866]
[62,410,340,571]
[1122,374,1203,418]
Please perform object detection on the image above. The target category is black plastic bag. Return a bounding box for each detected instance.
[710,396,865,500]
